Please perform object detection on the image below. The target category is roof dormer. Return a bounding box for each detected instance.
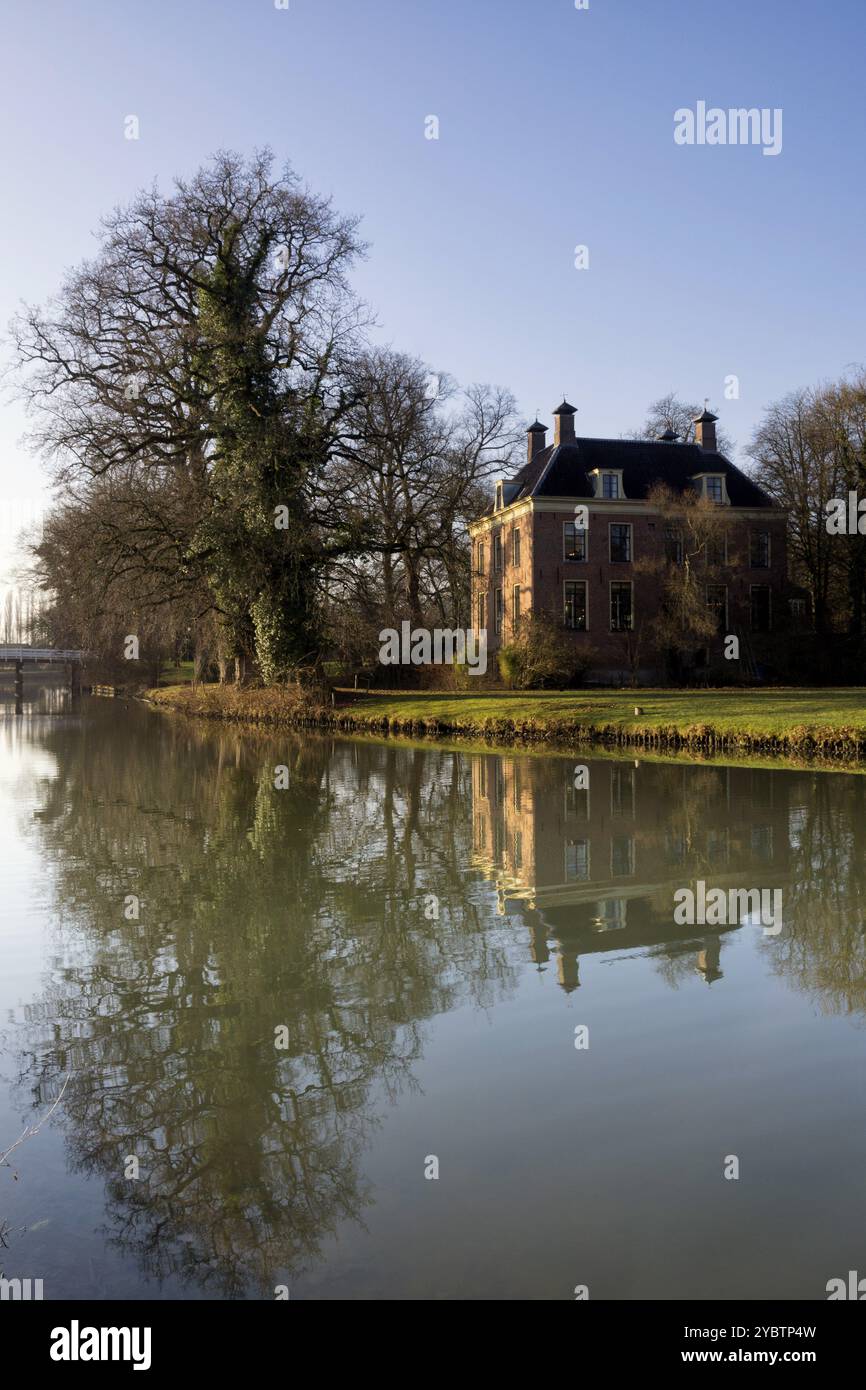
[588,467,625,500]
[494,478,521,511]
[691,472,730,505]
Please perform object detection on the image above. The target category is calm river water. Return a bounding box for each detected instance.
[1,689,864,1300]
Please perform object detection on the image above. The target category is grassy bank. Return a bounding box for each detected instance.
[143,685,866,762]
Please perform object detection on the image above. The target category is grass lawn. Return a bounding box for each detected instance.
[342,687,866,739]
[156,660,195,686]
[144,684,866,761]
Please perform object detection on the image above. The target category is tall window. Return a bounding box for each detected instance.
[789,597,806,627]
[750,585,771,632]
[610,582,633,631]
[611,766,635,817]
[750,531,770,568]
[512,585,520,626]
[563,521,587,561]
[477,593,486,633]
[511,527,520,566]
[494,588,503,635]
[493,533,503,572]
[564,581,588,630]
[664,527,683,564]
[565,839,590,882]
[707,584,727,633]
[707,532,728,567]
[477,541,485,575]
[611,836,635,877]
[705,476,724,503]
[602,473,620,499]
[610,523,632,563]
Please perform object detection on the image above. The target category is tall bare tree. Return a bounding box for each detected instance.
[325,349,520,662]
[11,149,365,680]
[746,382,859,634]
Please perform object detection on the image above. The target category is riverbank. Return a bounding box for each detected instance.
[144,685,866,763]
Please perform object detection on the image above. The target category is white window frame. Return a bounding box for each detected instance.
[563,579,589,631]
[588,467,625,499]
[609,579,634,631]
[707,583,728,630]
[610,835,635,877]
[494,587,503,635]
[609,521,633,564]
[692,473,731,505]
[565,838,591,882]
[565,782,590,820]
[563,520,587,562]
[709,530,729,567]
[750,530,771,569]
[610,765,636,818]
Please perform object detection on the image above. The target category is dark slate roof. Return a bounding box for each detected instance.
[502,438,777,509]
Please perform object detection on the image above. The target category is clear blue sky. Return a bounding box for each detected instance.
[2,0,864,580]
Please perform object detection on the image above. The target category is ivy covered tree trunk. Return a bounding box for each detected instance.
[193,228,330,682]
[251,561,319,683]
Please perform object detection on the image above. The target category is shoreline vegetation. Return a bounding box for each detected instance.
[142,684,866,767]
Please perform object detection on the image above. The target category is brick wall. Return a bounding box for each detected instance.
[471,503,790,679]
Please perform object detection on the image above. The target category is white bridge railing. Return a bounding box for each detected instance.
[0,647,88,662]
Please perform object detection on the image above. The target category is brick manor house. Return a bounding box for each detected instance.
[469,399,799,682]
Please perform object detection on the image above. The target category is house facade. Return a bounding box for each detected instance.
[470,753,796,991]
[469,399,796,682]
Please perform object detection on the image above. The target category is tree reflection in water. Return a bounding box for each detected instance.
[14,708,515,1295]
[9,705,866,1297]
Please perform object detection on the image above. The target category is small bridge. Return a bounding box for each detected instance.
[0,647,88,699]
[0,647,87,664]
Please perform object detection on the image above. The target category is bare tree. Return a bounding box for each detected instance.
[326,349,520,657]
[11,149,366,680]
[638,483,733,677]
[747,385,844,634]
[633,392,736,459]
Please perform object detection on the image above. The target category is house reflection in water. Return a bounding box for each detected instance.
[471,755,793,992]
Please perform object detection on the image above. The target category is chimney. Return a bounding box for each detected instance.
[553,399,578,446]
[694,405,719,452]
[527,418,547,463]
